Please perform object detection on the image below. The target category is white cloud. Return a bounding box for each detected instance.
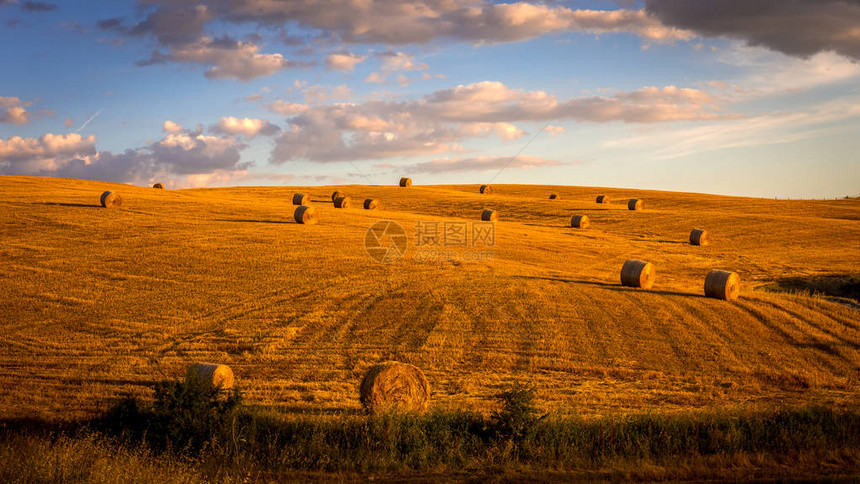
[605,99,860,160]
[163,120,183,133]
[402,155,565,174]
[365,72,385,83]
[458,122,527,141]
[713,47,860,100]
[301,84,352,104]
[269,80,724,164]
[0,126,249,185]
[101,2,697,83]
[545,125,565,136]
[418,81,723,123]
[140,36,299,81]
[268,100,308,115]
[210,116,280,138]
[377,51,428,71]
[0,133,96,173]
[0,97,32,124]
[325,52,366,71]
[158,1,693,45]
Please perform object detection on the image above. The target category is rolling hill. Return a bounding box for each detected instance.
[1,175,858,421]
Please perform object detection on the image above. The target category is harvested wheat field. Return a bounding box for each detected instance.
[0,176,859,422]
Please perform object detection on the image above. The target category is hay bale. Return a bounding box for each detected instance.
[596,195,608,204]
[399,177,412,187]
[152,183,164,189]
[628,199,643,211]
[704,270,740,301]
[334,196,352,209]
[364,198,379,210]
[187,363,234,390]
[480,185,492,194]
[294,205,318,224]
[689,228,710,246]
[481,209,498,221]
[620,259,655,289]
[570,214,590,229]
[100,191,122,209]
[359,361,429,413]
[331,190,343,201]
[549,194,560,200]
[292,193,309,205]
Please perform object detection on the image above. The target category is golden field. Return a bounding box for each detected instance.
[0,175,858,421]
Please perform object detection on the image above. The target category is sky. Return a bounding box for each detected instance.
[1,0,858,198]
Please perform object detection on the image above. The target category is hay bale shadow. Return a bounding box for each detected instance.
[37,202,100,208]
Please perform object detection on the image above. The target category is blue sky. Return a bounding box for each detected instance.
[1,0,858,198]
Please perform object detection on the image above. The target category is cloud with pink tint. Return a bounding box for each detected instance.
[268,100,308,115]
[710,49,860,101]
[377,51,428,71]
[458,122,527,141]
[606,97,860,160]
[545,125,565,136]
[210,116,280,138]
[400,155,566,174]
[364,51,432,84]
[136,1,692,45]
[364,72,385,84]
[176,169,346,188]
[300,84,352,104]
[325,52,366,71]
[0,133,96,173]
[0,126,249,185]
[150,129,246,174]
[93,1,695,82]
[163,120,183,133]
[138,36,301,81]
[419,81,725,123]
[269,80,726,164]
[0,97,32,124]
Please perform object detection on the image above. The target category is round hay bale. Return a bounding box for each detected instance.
[294,205,318,224]
[689,228,710,246]
[100,191,122,209]
[359,361,429,413]
[399,177,412,187]
[187,362,234,390]
[620,259,655,289]
[704,270,740,301]
[334,196,352,209]
[570,214,590,229]
[292,193,309,205]
[480,184,492,194]
[549,194,560,200]
[481,209,498,221]
[628,199,643,211]
[331,190,343,201]
[596,195,609,204]
[363,198,379,210]
[152,183,164,189]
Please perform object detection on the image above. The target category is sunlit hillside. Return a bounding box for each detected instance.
[1,175,858,421]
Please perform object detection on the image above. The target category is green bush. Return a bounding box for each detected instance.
[490,383,540,442]
[88,378,860,475]
[98,373,242,456]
